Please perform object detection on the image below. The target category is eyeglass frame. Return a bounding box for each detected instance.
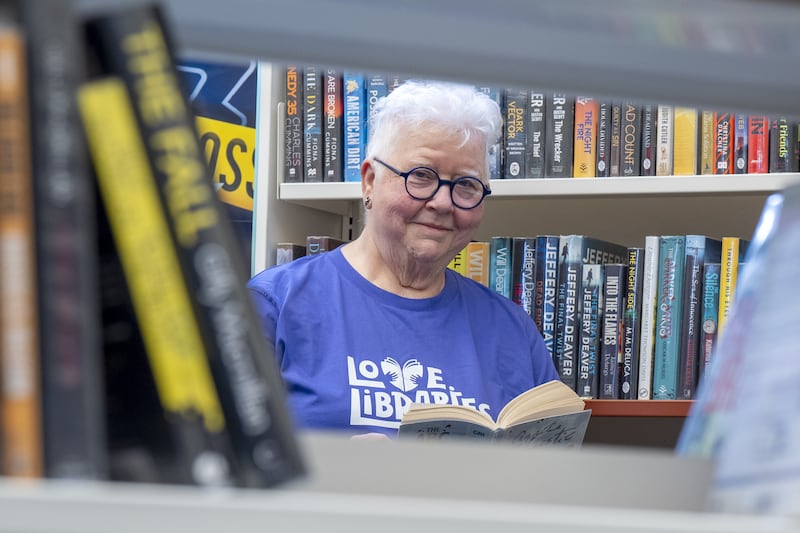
[372,158,492,210]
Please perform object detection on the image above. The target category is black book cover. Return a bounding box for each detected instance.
[620,248,644,399]
[639,104,656,176]
[303,66,323,182]
[503,89,527,178]
[545,94,574,177]
[599,264,626,399]
[81,5,304,487]
[595,101,611,177]
[620,101,641,176]
[526,91,546,178]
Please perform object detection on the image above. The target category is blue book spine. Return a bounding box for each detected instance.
[366,73,388,128]
[489,236,512,299]
[343,72,366,182]
[478,87,503,180]
[577,264,602,398]
[699,262,721,381]
[535,235,560,362]
[652,236,687,399]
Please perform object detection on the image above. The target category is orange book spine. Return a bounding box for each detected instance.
[573,97,598,178]
[0,27,43,478]
[465,241,490,286]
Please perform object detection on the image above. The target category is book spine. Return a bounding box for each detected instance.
[503,88,527,178]
[366,73,388,123]
[747,114,769,174]
[526,91,546,178]
[620,101,641,176]
[572,96,598,178]
[545,94,574,177]
[465,241,490,286]
[275,243,306,265]
[478,87,503,179]
[599,264,626,399]
[733,112,748,174]
[699,262,721,381]
[323,69,343,182]
[621,248,644,399]
[637,236,660,399]
[283,65,303,182]
[555,235,580,390]
[652,236,686,399]
[713,111,733,175]
[717,237,741,335]
[577,264,602,399]
[83,7,305,487]
[677,236,720,399]
[448,245,467,275]
[307,235,347,254]
[639,104,656,176]
[511,237,536,320]
[699,110,715,175]
[489,236,512,298]
[0,24,43,478]
[655,104,674,176]
[23,0,106,479]
[769,116,799,172]
[343,72,366,181]
[608,101,622,177]
[595,100,611,177]
[303,66,323,182]
[535,235,560,362]
[672,107,697,176]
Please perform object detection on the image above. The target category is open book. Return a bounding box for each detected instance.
[398,380,591,447]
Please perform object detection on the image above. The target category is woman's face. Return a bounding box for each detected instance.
[363,123,488,269]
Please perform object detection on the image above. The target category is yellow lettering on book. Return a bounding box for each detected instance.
[78,78,224,433]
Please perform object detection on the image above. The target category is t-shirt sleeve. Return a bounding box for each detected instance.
[247,282,279,352]
[529,321,559,386]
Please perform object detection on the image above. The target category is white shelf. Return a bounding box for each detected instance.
[280,174,800,214]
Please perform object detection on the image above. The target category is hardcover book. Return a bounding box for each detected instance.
[573,97,598,178]
[503,88,527,178]
[80,4,305,487]
[652,236,687,400]
[526,91,546,178]
[544,93,574,177]
[747,115,769,174]
[323,69,343,182]
[302,66,323,182]
[534,235,560,362]
[398,380,590,447]
[599,263,626,400]
[577,264,603,399]
[283,64,303,182]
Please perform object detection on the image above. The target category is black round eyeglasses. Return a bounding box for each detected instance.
[373,158,491,210]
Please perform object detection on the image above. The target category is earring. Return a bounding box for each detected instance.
[363,196,372,209]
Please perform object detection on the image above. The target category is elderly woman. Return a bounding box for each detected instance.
[248,81,557,437]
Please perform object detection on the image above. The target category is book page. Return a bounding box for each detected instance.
[498,410,591,447]
[397,419,495,441]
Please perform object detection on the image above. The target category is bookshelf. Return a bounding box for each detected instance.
[63,0,800,525]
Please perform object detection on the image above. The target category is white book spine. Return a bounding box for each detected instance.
[637,235,660,399]
[655,105,674,176]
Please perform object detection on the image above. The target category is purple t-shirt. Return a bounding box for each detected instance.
[247,248,558,436]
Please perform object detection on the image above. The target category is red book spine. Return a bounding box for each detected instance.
[747,115,769,173]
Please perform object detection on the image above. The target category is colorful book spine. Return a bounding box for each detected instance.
[655,105,674,176]
[620,101,641,176]
[448,246,467,276]
[595,101,611,177]
[366,73,388,123]
[717,237,746,335]
[699,110,715,175]
[283,65,303,182]
[0,24,43,478]
[489,236,512,298]
[699,262,721,381]
[769,116,799,172]
[511,237,536,320]
[503,88,527,178]
[577,264,603,399]
[545,94,574,177]
[343,72,366,181]
[747,115,769,174]
[573,97,598,178]
[639,104,656,176]
[599,263,626,399]
[323,69,343,182]
[621,248,644,399]
[733,112,748,175]
[526,91,546,178]
[303,66,323,182]
[465,241,490,287]
[672,107,697,176]
[678,236,722,400]
[713,111,733,175]
[652,236,687,400]
[535,235,560,363]
[637,235,660,399]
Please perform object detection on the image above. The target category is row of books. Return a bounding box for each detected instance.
[449,235,748,400]
[0,0,303,486]
[275,235,348,265]
[281,65,800,182]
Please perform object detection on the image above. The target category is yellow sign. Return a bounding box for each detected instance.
[196,116,255,211]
